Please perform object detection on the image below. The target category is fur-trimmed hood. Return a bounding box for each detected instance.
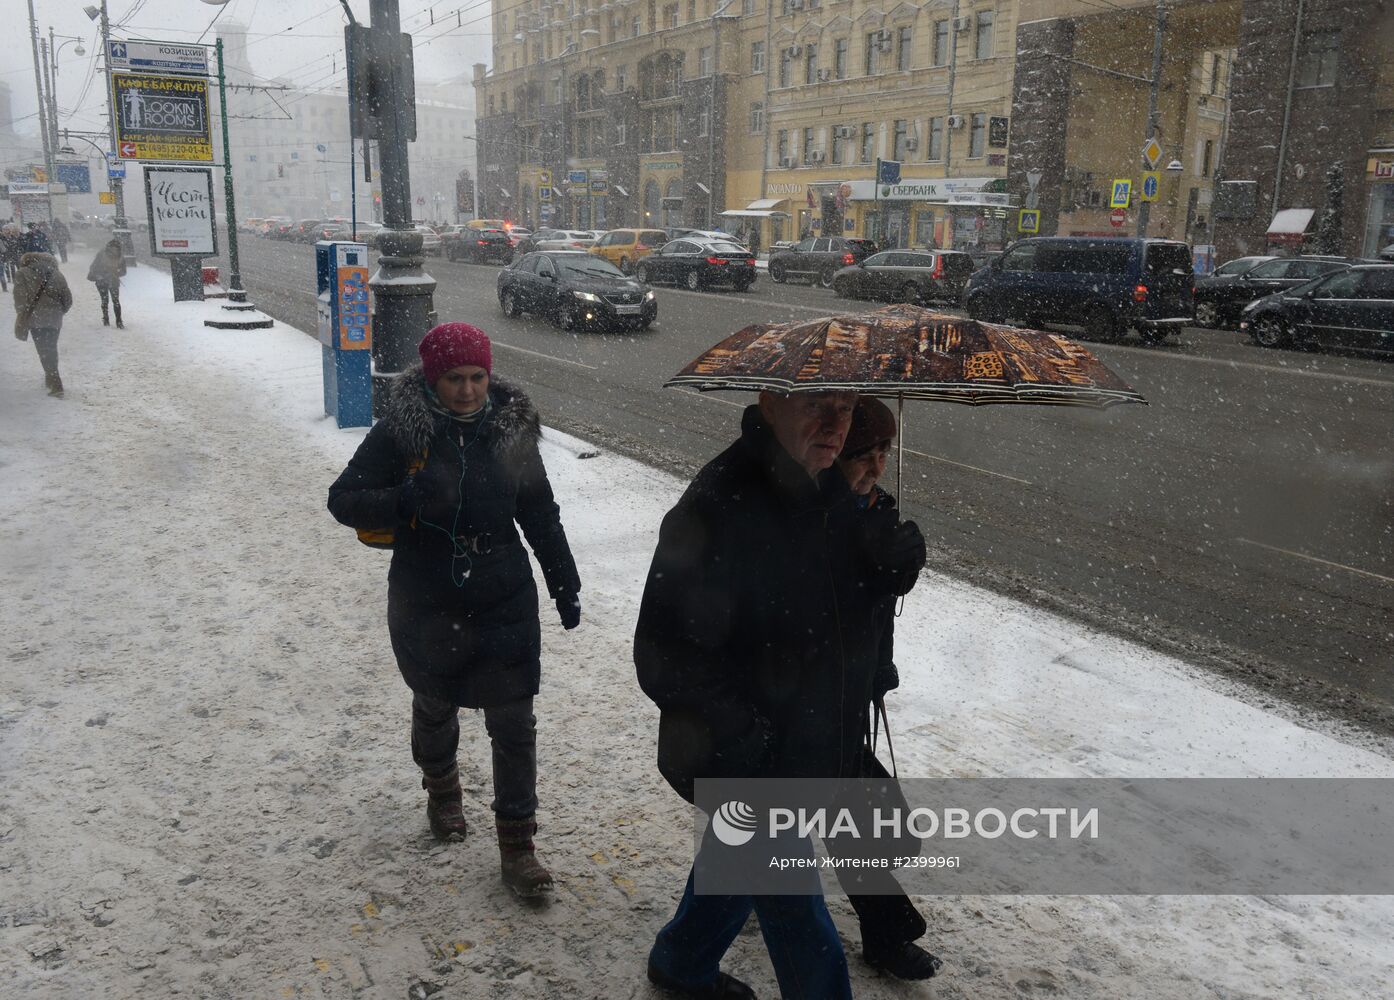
[381,365,541,459]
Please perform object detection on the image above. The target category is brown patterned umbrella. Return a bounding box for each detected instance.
[665,304,1147,408]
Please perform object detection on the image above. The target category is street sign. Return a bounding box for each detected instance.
[1017,209,1040,234]
[539,186,553,202]
[1026,169,1043,191]
[876,158,901,186]
[99,191,115,205]
[111,72,212,162]
[1110,208,1127,228]
[1109,178,1132,209]
[1140,171,1160,203]
[143,166,217,255]
[1142,138,1163,169]
[107,156,126,179]
[108,40,209,77]
[567,170,589,185]
[56,162,92,193]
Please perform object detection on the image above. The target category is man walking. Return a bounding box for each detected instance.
[635,389,926,998]
[12,250,74,396]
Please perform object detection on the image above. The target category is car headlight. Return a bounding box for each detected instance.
[644,290,656,301]
[572,290,602,303]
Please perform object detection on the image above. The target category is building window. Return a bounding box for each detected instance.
[803,127,816,165]
[864,32,880,75]
[860,122,875,163]
[834,38,848,79]
[699,107,711,137]
[1297,30,1339,87]
[933,19,949,66]
[648,0,657,31]
[616,64,628,90]
[751,41,766,74]
[688,0,697,22]
[968,112,986,157]
[1202,139,1213,177]
[616,121,626,144]
[665,3,679,29]
[928,116,943,160]
[1208,52,1223,95]
[831,126,845,164]
[892,119,909,161]
[632,14,642,35]
[975,10,995,60]
[779,47,793,87]
[805,43,819,85]
[751,102,765,133]
[743,0,755,13]
[777,129,790,166]
[896,26,912,71]
[699,46,713,77]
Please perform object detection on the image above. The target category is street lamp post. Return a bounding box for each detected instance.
[27,0,54,182]
[88,1,135,266]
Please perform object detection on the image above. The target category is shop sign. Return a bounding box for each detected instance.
[1375,161,1393,179]
[111,72,212,162]
[567,170,589,184]
[766,182,805,195]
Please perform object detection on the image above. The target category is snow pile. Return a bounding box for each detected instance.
[2,258,1391,998]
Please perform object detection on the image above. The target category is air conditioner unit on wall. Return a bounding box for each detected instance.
[779,155,795,167]
[788,0,804,8]
[947,114,965,128]
[903,137,918,151]
[809,149,826,162]
[788,44,803,57]
[954,15,971,31]
[817,68,831,81]
[836,125,855,138]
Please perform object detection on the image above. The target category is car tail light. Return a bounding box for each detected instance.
[705,256,728,265]
[636,243,650,251]
[744,258,755,267]
[931,255,945,279]
[1134,284,1149,302]
[477,239,488,246]
[843,253,855,265]
[570,241,586,248]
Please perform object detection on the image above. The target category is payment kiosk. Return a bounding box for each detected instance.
[316,241,373,428]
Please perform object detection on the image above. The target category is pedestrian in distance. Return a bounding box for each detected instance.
[0,223,23,291]
[635,388,928,999]
[51,219,71,263]
[12,251,74,397]
[22,223,53,255]
[328,323,581,898]
[87,238,127,328]
[829,396,942,981]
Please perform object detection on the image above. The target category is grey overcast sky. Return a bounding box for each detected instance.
[4,0,491,140]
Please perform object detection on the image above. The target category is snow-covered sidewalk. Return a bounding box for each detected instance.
[2,258,1392,999]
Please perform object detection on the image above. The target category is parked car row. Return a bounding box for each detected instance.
[1240,264,1394,353]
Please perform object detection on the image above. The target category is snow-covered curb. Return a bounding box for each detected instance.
[2,257,1391,998]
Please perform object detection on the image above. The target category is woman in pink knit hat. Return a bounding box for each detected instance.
[329,322,581,897]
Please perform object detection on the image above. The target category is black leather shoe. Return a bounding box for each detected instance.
[647,958,756,998]
[864,941,943,980]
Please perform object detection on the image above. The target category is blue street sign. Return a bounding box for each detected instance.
[107,160,126,180]
[1141,172,1160,202]
[877,158,902,185]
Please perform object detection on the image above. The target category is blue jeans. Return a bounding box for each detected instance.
[650,831,852,1000]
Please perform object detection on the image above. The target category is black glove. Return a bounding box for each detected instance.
[871,662,900,702]
[396,473,424,520]
[555,593,581,630]
[873,519,926,595]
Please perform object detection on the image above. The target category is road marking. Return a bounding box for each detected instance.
[492,341,597,370]
[675,391,1031,484]
[1236,537,1394,585]
[903,447,1033,485]
[1108,345,1394,390]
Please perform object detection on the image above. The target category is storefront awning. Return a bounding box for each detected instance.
[720,209,790,219]
[613,185,629,197]
[1267,208,1314,237]
[746,198,787,211]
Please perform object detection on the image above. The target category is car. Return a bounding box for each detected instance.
[1239,264,1394,353]
[313,218,353,241]
[1194,256,1348,328]
[509,228,558,254]
[240,217,264,234]
[465,218,510,231]
[589,228,670,274]
[666,227,742,244]
[1379,244,1394,263]
[534,230,598,251]
[497,250,657,331]
[505,228,532,250]
[767,236,879,287]
[963,236,1194,343]
[320,221,381,242]
[259,217,292,237]
[288,219,326,242]
[635,239,757,291]
[413,223,442,255]
[831,249,977,305]
[445,226,513,263]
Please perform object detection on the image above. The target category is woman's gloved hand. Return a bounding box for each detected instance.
[555,593,581,630]
[397,473,424,520]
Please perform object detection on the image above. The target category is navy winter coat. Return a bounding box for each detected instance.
[634,405,919,803]
[328,369,580,707]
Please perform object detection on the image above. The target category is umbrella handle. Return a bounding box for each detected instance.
[896,393,906,619]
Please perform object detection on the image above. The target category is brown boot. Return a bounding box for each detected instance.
[421,765,469,841]
[496,816,553,897]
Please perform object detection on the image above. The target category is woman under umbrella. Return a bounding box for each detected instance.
[328,323,582,897]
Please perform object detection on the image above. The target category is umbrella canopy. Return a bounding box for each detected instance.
[666,304,1146,408]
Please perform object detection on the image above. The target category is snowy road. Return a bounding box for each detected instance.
[3,257,1394,998]
[147,235,1394,731]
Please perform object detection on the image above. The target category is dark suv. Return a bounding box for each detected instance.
[1194,256,1349,328]
[832,249,976,305]
[445,227,513,264]
[768,236,879,287]
[963,237,1194,343]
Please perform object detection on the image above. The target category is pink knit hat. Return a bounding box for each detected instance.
[419,323,492,385]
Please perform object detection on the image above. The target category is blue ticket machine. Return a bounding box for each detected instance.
[316,241,373,428]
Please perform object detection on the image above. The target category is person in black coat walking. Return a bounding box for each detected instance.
[635,390,925,999]
[328,323,581,897]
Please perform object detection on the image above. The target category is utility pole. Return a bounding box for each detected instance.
[943,0,960,249]
[361,0,436,413]
[42,38,59,164]
[1136,1,1166,238]
[214,40,246,303]
[27,0,54,182]
[98,0,135,266]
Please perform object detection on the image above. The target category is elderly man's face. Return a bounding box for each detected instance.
[759,391,858,476]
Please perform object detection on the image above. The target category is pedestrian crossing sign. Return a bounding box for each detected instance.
[1110,179,1132,209]
[1018,209,1040,233]
[1140,171,1160,203]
